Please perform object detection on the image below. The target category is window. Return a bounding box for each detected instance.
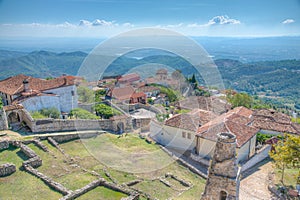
[182,132,186,138]
[71,90,75,96]
[187,133,192,139]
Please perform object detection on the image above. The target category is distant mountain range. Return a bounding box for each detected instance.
[0,50,87,78]
[0,49,299,108]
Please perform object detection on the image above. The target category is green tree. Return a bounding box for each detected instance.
[227,92,253,108]
[95,89,107,102]
[77,86,94,103]
[69,108,99,119]
[269,134,300,184]
[94,104,121,119]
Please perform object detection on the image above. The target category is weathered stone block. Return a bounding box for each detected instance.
[0,163,16,177]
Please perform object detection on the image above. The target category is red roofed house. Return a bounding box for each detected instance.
[195,106,259,163]
[151,109,217,151]
[107,86,146,104]
[0,74,79,113]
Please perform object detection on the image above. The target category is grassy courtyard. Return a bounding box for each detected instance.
[0,133,206,199]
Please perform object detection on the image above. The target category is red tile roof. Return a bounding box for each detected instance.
[130,92,146,98]
[111,86,135,100]
[196,106,259,148]
[251,109,299,134]
[165,109,217,132]
[176,96,231,115]
[0,74,77,95]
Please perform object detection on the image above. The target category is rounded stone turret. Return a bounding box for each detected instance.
[201,132,240,200]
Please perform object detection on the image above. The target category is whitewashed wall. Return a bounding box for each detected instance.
[155,125,196,151]
[45,85,78,113]
[21,95,60,112]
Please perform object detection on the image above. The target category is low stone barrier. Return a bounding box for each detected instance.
[121,194,140,200]
[23,156,42,168]
[0,163,16,177]
[0,140,9,150]
[60,179,103,200]
[33,139,49,152]
[23,164,71,195]
[165,173,192,187]
[20,143,37,158]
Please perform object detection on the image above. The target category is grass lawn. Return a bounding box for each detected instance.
[0,133,206,199]
[274,168,299,189]
[77,186,127,200]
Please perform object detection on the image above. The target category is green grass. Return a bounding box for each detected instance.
[28,142,98,191]
[77,186,127,200]
[275,168,299,189]
[0,145,62,199]
[0,134,206,199]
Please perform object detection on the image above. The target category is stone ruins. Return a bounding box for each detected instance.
[201,132,240,200]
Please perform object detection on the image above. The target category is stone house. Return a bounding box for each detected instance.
[0,74,78,113]
[195,107,259,163]
[152,109,217,151]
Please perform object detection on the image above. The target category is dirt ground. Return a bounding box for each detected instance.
[240,159,277,200]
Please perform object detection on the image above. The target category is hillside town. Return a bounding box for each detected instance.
[0,68,299,199]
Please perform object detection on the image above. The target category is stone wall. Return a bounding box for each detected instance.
[0,108,8,130]
[0,163,16,177]
[0,140,9,150]
[23,164,71,195]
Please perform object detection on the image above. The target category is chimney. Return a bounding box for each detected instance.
[23,79,30,92]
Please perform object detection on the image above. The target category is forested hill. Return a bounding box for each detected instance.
[0,50,299,108]
[0,50,87,78]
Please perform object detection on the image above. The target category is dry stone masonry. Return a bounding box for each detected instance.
[0,140,9,150]
[201,132,240,200]
[0,163,16,177]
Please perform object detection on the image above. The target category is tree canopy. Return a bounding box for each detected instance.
[94,104,121,119]
[269,134,300,184]
[77,86,94,103]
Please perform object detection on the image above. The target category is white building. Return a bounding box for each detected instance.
[0,74,79,113]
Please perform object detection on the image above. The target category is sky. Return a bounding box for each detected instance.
[0,0,300,38]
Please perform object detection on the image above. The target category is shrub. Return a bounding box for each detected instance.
[69,108,99,119]
[31,111,47,119]
[94,104,121,119]
[40,107,60,119]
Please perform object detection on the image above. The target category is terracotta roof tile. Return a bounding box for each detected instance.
[0,74,77,95]
[197,106,259,148]
[165,109,217,132]
[111,86,135,100]
[176,96,231,115]
[251,109,299,134]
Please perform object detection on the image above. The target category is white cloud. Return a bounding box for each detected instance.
[92,19,115,26]
[79,19,116,26]
[79,20,92,26]
[122,22,134,27]
[207,15,241,26]
[282,19,295,24]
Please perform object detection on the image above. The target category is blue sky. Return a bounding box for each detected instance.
[0,0,299,37]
